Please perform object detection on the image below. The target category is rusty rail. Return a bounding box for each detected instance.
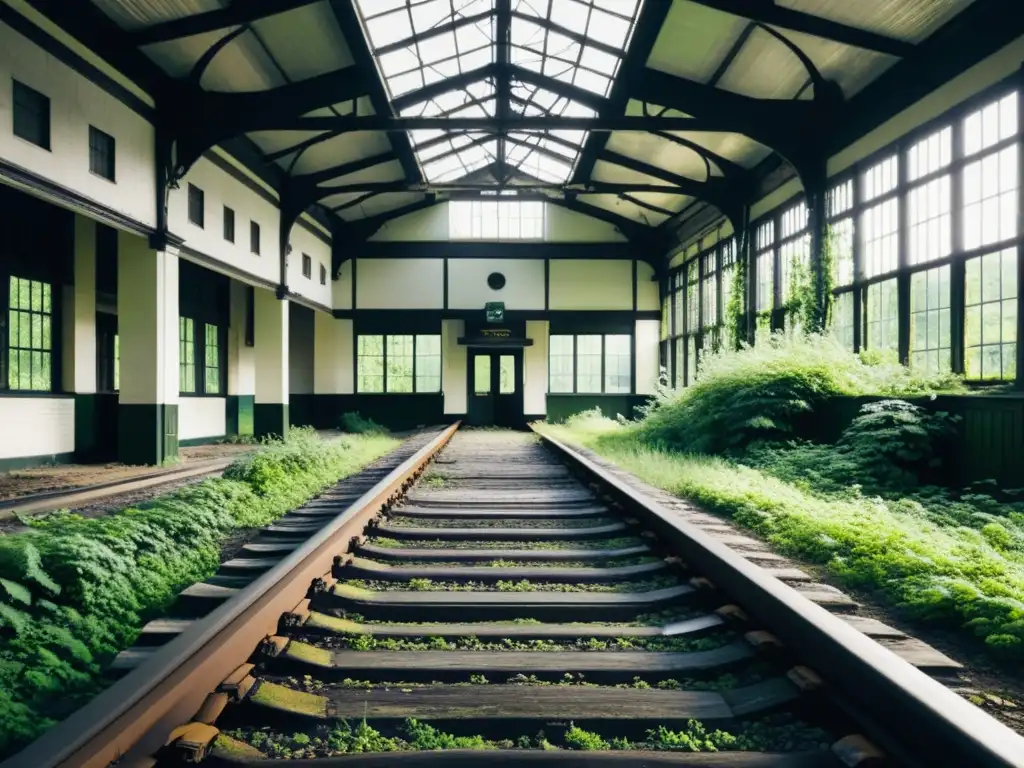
[533,426,1024,768]
[5,423,459,768]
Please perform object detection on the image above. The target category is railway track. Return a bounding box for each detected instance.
[8,426,1024,768]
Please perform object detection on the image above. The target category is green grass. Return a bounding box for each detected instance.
[544,410,1024,658]
[0,428,398,757]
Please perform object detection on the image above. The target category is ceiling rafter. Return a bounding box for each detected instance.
[686,0,916,58]
[294,149,400,188]
[509,64,606,113]
[391,64,497,111]
[510,9,622,59]
[120,0,322,47]
[597,148,734,202]
[375,9,493,55]
[572,0,673,184]
[326,0,420,183]
[314,180,706,196]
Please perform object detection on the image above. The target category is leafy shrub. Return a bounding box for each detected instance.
[341,412,389,435]
[637,334,962,455]
[0,429,396,757]
[544,413,1024,659]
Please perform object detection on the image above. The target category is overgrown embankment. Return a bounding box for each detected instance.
[0,428,398,755]
[543,335,1024,660]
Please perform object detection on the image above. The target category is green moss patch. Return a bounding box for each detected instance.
[251,680,329,718]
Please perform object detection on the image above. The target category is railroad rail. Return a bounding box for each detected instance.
[7,424,1024,768]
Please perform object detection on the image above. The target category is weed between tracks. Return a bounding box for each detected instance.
[308,633,732,653]
[339,576,681,593]
[386,515,617,529]
[371,555,663,568]
[0,429,399,756]
[368,536,644,550]
[220,715,829,758]
[326,607,700,628]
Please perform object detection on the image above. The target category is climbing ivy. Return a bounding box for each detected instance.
[725,242,747,350]
[793,226,836,335]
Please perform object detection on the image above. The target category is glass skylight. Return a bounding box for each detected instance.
[356,0,643,185]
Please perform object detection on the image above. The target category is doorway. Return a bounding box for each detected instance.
[467,350,523,428]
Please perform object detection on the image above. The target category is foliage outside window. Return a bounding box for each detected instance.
[674,337,684,389]
[357,335,442,393]
[866,279,898,353]
[964,248,1017,381]
[6,277,52,391]
[909,265,951,375]
[548,334,631,394]
[204,323,220,394]
[832,291,855,351]
[179,317,195,393]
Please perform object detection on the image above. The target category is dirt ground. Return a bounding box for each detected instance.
[0,443,254,502]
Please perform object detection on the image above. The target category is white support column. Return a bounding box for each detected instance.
[253,287,289,438]
[442,319,466,415]
[227,280,255,435]
[524,319,549,417]
[314,313,354,395]
[61,215,98,458]
[635,319,661,396]
[117,231,179,465]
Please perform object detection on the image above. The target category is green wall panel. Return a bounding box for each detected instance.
[254,404,289,440]
[118,403,178,466]
[226,395,254,437]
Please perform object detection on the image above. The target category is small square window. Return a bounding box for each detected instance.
[188,184,205,228]
[320,263,327,285]
[223,206,235,242]
[302,253,312,279]
[250,221,261,255]
[12,80,50,150]
[88,126,116,181]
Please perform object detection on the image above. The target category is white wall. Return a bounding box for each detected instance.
[314,314,354,394]
[179,398,226,441]
[442,319,467,415]
[288,225,333,308]
[370,205,450,241]
[545,205,627,242]
[356,259,444,309]
[0,398,75,459]
[635,319,661,396]
[448,259,545,310]
[0,21,156,228]
[635,261,659,311]
[333,261,354,310]
[168,157,281,286]
[549,260,633,310]
[524,320,549,416]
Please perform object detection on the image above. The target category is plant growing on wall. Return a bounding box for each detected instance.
[725,245,747,350]
[794,227,836,334]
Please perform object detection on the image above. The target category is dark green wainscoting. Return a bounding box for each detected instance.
[545,395,651,424]
[118,403,178,466]
[227,395,255,437]
[254,403,289,440]
[0,452,75,472]
[795,393,1024,487]
[289,394,316,429]
[297,394,445,432]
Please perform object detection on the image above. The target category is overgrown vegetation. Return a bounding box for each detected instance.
[544,332,1024,659]
[318,632,730,653]
[339,575,680,593]
[224,714,826,758]
[0,428,398,756]
[340,412,389,435]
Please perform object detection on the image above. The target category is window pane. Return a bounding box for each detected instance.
[548,334,574,393]
[863,155,898,202]
[204,323,221,394]
[962,145,1018,251]
[449,200,546,240]
[674,336,684,388]
[357,335,384,393]
[604,334,631,393]
[866,279,898,354]
[862,198,899,277]
[499,355,515,393]
[576,334,602,393]
[831,218,854,287]
[756,251,773,311]
[179,317,195,393]
[832,291,855,351]
[686,261,699,333]
[474,355,491,394]
[910,266,951,375]
[386,335,414,392]
[780,234,810,304]
[414,334,441,393]
[965,248,1018,380]
[6,276,53,392]
[908,175,951,265]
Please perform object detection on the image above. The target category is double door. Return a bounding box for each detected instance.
[467,350,523,428]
